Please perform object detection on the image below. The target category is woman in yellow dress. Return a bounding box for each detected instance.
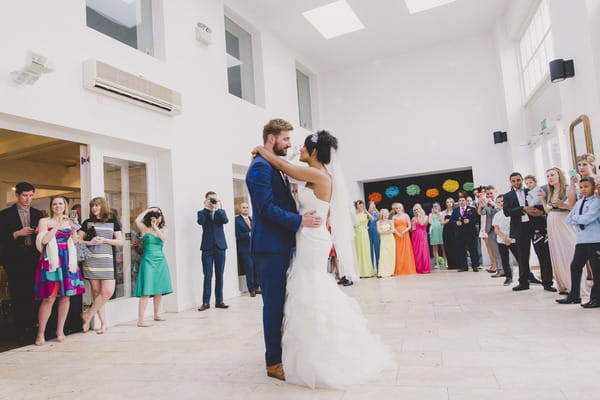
[354,200,374,277]
[376,209,396,277]
[392,202,417,275]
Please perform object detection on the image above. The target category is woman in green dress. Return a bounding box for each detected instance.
[353,200,375,277]
[134,207,173,327]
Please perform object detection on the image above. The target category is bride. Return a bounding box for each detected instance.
[254,130,393,389]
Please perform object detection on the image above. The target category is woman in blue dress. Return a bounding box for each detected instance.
[133,207,173,327]
[367,201,380,273]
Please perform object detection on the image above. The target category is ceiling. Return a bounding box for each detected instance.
[225,0,514,72]
[0,129,81,167]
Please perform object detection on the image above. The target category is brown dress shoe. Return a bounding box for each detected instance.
[266,363,285,381]
[197,304,210,311]
[250,291,256,297]
[255,289,262,294]
[215,302,229,309]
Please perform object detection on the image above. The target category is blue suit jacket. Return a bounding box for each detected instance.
[450,206,479,237]
[197,208,228,250]
[245,155,302,254]
[235,215,252,254]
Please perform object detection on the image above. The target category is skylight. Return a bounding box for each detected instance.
[302,0,365,39]
[404,0,456,14]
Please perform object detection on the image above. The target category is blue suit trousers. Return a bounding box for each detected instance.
[254,251,291,366]
[201,248,225,304]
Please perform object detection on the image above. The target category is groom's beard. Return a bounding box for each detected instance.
[273,144,288,156]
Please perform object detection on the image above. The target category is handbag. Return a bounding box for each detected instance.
[83,226,97,242]
[76,242,91,263]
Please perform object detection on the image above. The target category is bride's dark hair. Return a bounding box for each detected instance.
[303,130,338,164]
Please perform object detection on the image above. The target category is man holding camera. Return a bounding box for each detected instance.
[197,191,229,311]
[0,182,43,342]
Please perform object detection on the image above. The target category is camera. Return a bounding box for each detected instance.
[209,198,218,205]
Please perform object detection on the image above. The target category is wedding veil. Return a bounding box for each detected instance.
[326,150,360,282]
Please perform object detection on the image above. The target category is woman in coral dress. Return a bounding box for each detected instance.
[391,202,416,275]
[411,204,432,274]
[376,209,396,278]
[354,200,375,277]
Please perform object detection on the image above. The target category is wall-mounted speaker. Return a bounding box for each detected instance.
[493,131,507,144]
[549,59,575,83]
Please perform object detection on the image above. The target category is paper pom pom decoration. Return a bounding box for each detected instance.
[385,186,400,198]
[426,188,439,198]
[442,179,459,193]
[406,184,421,196]
[462,182,474,191]
[368,192,382,203]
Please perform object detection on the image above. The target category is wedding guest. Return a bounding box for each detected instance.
[78,197,124,334]
[503,172,555,291]
[539,168,577,295]
[557,177,600,307]
[428,202,445,268]
[466,196,474,207]
[235,202,259,297]
[450,193,480,272]
[441,198,458,269]
[492,195,515,286]
[411,204,431,274]
[524,175,544,206]
[34,196,85,345]
[133,207,173,326]
[478,186,501,275]
[0,182,42,342]
[354,200,374,278]
[197,191,229,311]
[367,201,380,274]
[376,209,395,278]
[392,202,416,275]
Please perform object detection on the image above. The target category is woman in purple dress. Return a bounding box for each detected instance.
[411,203,432,274]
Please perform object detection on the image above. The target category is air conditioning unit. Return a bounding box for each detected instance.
[83,59,182,115]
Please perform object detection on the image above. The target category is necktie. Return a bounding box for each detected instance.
[461,207,465,216]
[245,216,251,229]
[579,199,587,230]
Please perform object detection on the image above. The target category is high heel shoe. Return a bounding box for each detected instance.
[35,335,45,346]
[56,335,66,343]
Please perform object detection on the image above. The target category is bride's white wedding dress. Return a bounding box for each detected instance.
[282,185,394,389]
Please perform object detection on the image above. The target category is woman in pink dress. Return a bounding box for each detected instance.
[411,203,432,274]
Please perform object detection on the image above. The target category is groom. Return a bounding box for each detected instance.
[246,118,322,380]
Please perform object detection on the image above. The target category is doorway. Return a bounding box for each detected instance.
[0,128,85,351]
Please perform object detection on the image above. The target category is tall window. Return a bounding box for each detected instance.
[296,69,313,130]
[519,0,554,100]
[86,0,155,56]
[225,17,255,104]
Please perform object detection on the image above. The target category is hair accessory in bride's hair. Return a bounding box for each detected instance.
[310,132,319,143]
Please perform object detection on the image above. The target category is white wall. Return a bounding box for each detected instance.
[496,0,600,182]
[318,33,512,197]
[0,0,314,315]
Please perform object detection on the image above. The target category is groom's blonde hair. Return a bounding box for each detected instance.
[263,118,293,143]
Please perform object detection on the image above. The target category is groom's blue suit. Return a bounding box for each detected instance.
[246,155,302,366]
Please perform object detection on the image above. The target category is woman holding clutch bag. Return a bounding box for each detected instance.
[78,197,124,334]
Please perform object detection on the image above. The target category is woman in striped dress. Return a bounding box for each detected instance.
[78,197,124,334]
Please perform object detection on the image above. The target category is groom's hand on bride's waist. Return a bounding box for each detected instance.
[301,210,322,228]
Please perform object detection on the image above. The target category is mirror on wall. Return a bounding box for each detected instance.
[569,115,594,167]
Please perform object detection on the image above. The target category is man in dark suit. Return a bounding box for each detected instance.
[503,172,555,291]
[197,191,229,311]
[246,118,321,381]
[450,192,480,272]
[235,202,260,297]
[0,182,42,341]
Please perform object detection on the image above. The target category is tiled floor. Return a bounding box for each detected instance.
[2,269,600,400]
